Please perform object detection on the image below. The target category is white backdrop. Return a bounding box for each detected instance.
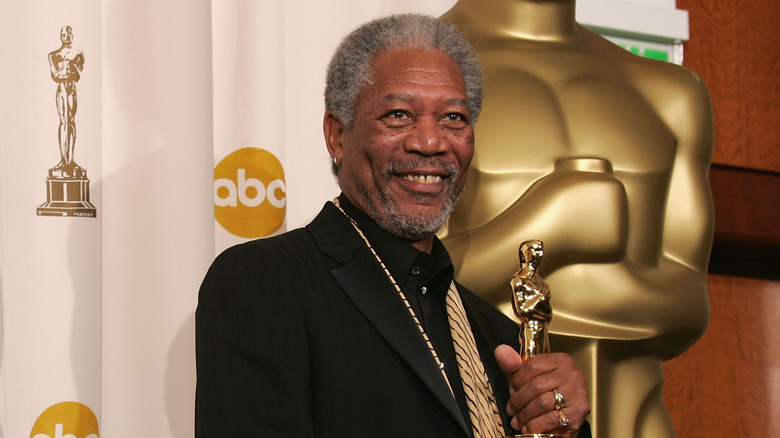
[0,1,687,436]
[1,1,103,437]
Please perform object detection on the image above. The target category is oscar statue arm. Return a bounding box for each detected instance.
[655,68,715,278]
[74,51,85,71]
[48,52,64,82]
[626,67,715,356]
[550,67,714,359]
[440,158,629,311]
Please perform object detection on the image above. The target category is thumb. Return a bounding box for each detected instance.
[494,344,524,375]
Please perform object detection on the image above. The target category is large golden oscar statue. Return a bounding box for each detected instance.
[439,1,714,436]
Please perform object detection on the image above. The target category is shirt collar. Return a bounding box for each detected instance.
[336,193,454,289]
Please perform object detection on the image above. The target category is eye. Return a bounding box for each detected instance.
[441,112,469,127]
[381,110,414,127]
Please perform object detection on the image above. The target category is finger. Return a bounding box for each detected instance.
[507,353,564,395]
[500,352,589,433]
[506,357,560,415]
[494,344,524,376]
[508,355,586,424]
[523,408,571,436]
[512,353,582,399]
[524,400,589,437]
[509,387,560,427]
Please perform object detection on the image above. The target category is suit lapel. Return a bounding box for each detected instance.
[307,202,470,436]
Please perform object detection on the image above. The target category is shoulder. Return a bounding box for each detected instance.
[601,43,712,111]
[201,200,356,293]
[207,228,316,281]
[211,200,339,272]
[580,28,711,100]
[196,228,325,328]
[635,60,711,104]
[599,46,714,145]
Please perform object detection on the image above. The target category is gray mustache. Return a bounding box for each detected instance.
[383,158,459,179]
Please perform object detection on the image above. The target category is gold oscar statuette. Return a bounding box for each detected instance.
[508,240,560,438]
[37,25,96,217]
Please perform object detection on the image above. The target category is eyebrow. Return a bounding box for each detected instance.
[380,93,469,108]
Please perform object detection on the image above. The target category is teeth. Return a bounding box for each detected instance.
[403,175,442,184]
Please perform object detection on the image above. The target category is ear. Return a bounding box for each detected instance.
[323,110,345,166]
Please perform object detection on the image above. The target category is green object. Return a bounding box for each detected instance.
[616,42,670,63]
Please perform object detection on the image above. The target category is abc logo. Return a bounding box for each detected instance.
[30,401,99,438]
[214,147,286,238]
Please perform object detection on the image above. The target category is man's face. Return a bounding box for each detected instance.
[329,48,474,241]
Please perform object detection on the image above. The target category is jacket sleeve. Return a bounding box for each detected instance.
[195,243,314,437]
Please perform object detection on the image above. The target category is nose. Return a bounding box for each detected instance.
[403,117,447,156]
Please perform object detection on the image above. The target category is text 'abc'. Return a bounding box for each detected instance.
[215,169,286,208]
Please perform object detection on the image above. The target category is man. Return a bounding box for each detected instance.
[196,14,589,437]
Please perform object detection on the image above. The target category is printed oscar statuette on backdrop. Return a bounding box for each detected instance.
[37,25,96,218]
[508,240,563,438]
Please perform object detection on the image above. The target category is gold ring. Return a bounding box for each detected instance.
[553,388,565,410]
[558,409,570,429]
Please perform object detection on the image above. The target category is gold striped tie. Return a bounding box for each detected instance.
[446,282,505,438]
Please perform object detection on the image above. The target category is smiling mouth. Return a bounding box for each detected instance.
[402,174,442,184]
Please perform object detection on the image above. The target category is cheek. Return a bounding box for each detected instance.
[449,132,475,167]
[342,131,392,181]
[361,128,403,164]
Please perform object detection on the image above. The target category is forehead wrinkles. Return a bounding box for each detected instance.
[381,65,463,86]
[379,93,469,110]
[394,64,459,77]
[368,49,463,82]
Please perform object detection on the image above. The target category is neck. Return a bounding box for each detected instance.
[445,0,580,43]
[334,195,436,254]
[411,238,434,254]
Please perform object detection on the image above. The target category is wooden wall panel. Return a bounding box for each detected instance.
[663,275,780,436]
[677,0,780,172]
[708,165,780,280]
[660,1,780,437]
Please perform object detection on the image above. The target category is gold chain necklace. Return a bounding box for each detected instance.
[332,198,453,394]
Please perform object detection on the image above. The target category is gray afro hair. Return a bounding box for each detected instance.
[324,13,483,127]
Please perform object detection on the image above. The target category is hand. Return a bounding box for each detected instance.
[495,345,589,437]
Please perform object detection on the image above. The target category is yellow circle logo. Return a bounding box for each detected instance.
[214,147,286,238]
[30,401,99,438]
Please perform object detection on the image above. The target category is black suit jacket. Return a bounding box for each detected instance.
[196,201,522,437]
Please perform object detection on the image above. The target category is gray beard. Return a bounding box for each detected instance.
[356,158,463,242]
[367,186,462,241]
